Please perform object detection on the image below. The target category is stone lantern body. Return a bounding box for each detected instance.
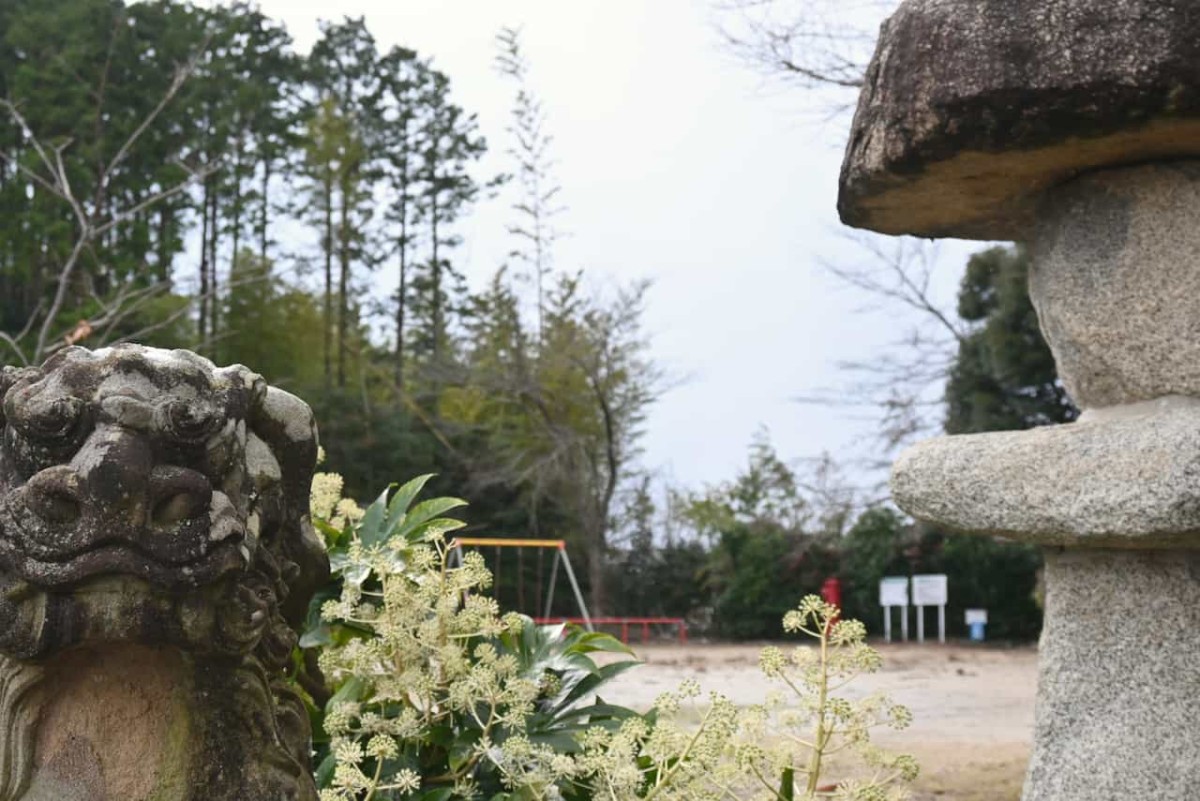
[839,2,1200,798]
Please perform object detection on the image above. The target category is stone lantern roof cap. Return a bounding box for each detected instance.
[837,0,1200,241]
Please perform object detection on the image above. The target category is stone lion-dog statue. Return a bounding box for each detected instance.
[0,344,328,800]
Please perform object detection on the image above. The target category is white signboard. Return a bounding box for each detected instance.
[879,577,909,607]
[965,609,988,625]
[912,574,948,607]
[879,577,909,643]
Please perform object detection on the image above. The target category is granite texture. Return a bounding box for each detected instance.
[1023,548,1200,800]
[891,396,1200,547]
[838,0,1200,239]
[0,345,327,800]
[1030,162,1200,408]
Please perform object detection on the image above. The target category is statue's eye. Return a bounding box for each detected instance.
[21,397,84,443]
[160,401,219,444]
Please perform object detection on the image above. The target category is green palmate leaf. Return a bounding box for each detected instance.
[449,732,479,772]
[396,496,468,542]
[528,705,640,748]
[298,623,333,648]
[314,517,345,549]
[326,547,369,587]
[416,790,453,801]
[343,561,370,587]
[527,730,581,752]
[410,517,468,543]
[386,473,436,530]
[325,676,364,716]
[554,660,642,712]
[314,752,336,789]
[547,701,639,726]
[304,582,341,633]
[358,485,394,547]
[426,725,455,749]
[564,629,635,656]
[573,699,639,720]
[515,621,565,657]
[327,551,353,574]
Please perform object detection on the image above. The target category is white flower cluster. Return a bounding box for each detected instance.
[574,596,918,801]
[720,596,918,801]
[309,471,917,801]
[316,540,533,798]
[311,471,366,530]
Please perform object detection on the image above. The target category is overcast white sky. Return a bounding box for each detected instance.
[250,0,974,492]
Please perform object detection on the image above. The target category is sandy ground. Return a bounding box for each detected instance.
[602,641,1038,801]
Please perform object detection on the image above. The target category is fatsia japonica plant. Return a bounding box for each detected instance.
[302,472,642,800]
[299,468,917,801]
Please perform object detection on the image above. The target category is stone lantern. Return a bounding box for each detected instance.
[839,2,1200,799]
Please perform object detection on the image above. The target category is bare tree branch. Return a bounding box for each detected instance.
[0,300,44,366]
[820,234,965,345]
[34,238,89,362]
[794,233,968,467]
[0,332,27,366]
[93,164,213,239]
[102,57,198,183]
[0,38,213,366]
[713,0,895,93]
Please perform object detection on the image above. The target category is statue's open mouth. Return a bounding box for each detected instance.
[0,493,249,589]
[0,538,248,589]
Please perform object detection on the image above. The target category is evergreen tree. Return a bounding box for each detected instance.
[377,46,434,390]
[945,245,1077,434]
[307,17,382,390]
[206,4,297,363]
[301,97,348,393]
[680,436,838,638]
[452,273,661,613]
[221,248,323,387]
[408,70,487,374]
[0,3,670,623]
[0,0,206,362]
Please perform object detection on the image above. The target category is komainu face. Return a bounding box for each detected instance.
[0,345,328,659]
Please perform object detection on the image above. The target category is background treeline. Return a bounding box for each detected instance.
[605,246,1071,642]
[0,0,655,617]
[0,0,1066,639]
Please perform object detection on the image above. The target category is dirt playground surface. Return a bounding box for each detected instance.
[604,641,1039,801]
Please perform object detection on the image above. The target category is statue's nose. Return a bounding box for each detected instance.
[22,426,211,532]
[23,425,152,529]
[78,425,154,512]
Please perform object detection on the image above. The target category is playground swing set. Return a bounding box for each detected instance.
[450,537,688,644]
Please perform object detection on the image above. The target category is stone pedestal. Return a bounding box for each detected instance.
[0,346,328,800]
[1024,550,1200,801]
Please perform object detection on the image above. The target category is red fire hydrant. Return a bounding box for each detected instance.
[821,576,842,633]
